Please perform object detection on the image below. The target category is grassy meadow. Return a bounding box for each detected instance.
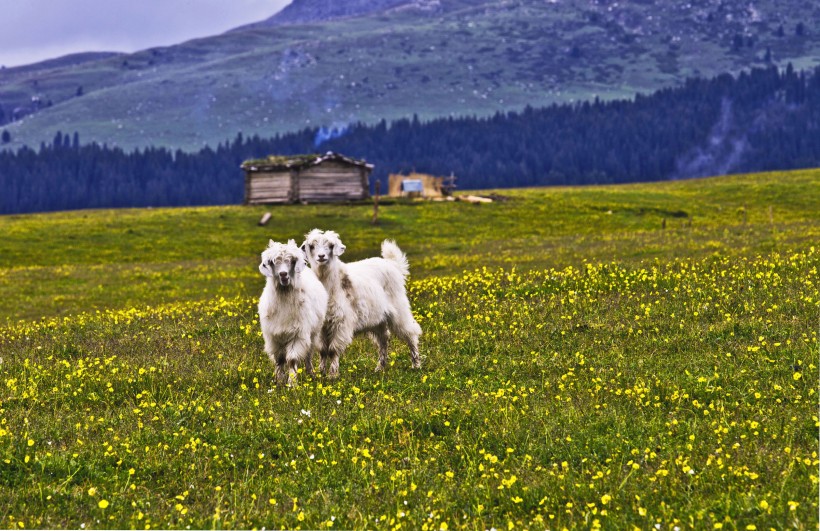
[0,169,818,529]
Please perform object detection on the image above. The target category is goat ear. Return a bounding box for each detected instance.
[335,243,346,256]
[295,257,306,274]
[300,242,308,253]
[259,261,273,278]
[268,239,276,248]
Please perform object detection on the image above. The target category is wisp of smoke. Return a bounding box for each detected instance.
[673,98,748,179]
[314,124,348,148]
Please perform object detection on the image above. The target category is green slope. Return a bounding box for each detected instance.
[1,168,818,322]
[1,0,819,151]
[0,170,817,530]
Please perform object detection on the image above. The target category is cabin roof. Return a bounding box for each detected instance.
[241,151,374,171]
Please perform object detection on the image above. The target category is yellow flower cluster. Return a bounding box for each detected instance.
[0,247,816,529]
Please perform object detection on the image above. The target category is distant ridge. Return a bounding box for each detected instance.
[233,0,412,29]
[2,52,122,74]
[2,0,819,151]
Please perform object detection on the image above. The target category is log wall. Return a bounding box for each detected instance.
[245,171,293,204]
[298,162,368,203]
[243,162,370,204]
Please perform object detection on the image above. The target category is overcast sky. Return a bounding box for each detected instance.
[0,0,291,68]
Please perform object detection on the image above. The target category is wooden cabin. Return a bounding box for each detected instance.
[242,152,373,204]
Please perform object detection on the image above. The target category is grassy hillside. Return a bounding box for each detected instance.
[0,170,818,529]
[2,0,819,151]
[1,169,818,322]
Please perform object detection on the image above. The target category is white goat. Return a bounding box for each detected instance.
[258,239,328,385]
[302,229,422,377]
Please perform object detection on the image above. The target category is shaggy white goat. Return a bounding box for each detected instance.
[258,239,328,385]
[302,229,421,377]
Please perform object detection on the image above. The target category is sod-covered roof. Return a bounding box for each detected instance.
[241,151,374,171]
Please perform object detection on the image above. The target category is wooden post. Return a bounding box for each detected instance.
[372,180,381,225]
[243,170,251,205]
[290,169,300,203]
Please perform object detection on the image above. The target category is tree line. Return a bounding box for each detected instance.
[1,65,818,215]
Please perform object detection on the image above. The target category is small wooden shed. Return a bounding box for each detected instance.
[388,172,456,198]
[242,152,373,204]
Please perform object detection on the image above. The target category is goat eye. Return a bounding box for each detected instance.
[309,244,314,251]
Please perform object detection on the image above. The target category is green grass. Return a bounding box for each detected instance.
[0,169,818,529]
[1,169,818,322]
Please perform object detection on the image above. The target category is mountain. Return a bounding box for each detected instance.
[235,0,414,29]
[0,52,123,76]
[1,0,819,152]
[3,65,818,215]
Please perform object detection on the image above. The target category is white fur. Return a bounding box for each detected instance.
[258,239,328,386]
[302,229,422,377]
